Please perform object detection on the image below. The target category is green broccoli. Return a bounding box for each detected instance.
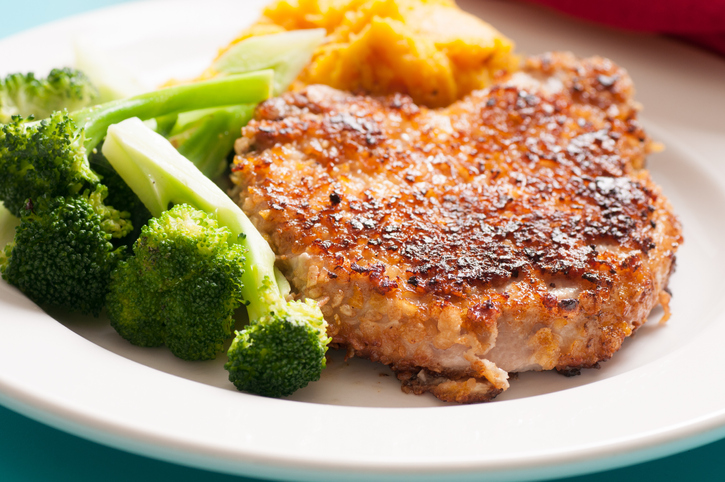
[0,186,129,315]
[106,204,245,360]
[87,151,152,248]
[209,29,325,95]
[0,70,273,217]
[0,112,104,217]
[0,68,98,123]
[165,105,255,179]
[0,201,19,247]
[225,292,329,398]
[102,117,330,397]
[0,70,273,313]
[162,29,325,180]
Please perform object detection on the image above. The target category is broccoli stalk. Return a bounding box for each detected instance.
[74,70,272,154]
[166,105,255,179]
[0,68,98,123]
[164,29,325,179]
[0,70,273,314]
[207,29,326,96]
[102,117,330,397]
[0,201,19,247]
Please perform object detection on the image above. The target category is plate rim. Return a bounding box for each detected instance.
[2,1,725,481]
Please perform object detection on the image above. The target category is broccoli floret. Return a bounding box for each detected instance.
[0,186,129,315]
[106,204,245,360]
[0,112,102,216]
[102,117,330,397]
[0,68,98,123]
[226,296,328,398]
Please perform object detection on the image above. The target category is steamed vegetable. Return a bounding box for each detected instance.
[166,105,255,179]
[103,118,329,396]
[106,204,246,360]
[0,70,272,217]
[0,188,129,315]
[0,68,98,123]
[166,29,325,179]
[0,71,273,314]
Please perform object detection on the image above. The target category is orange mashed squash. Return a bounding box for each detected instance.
[214,0,518,107]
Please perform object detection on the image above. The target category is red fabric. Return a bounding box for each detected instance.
[523,0,725,55]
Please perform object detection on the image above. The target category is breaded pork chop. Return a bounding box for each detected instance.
[231,52,682,403]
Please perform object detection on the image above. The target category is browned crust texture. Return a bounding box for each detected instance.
[231,52,682,403]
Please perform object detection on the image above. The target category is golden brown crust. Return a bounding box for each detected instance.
[397,368,504,404]
[231,52,682,403]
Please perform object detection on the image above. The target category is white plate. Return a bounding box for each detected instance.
[2,1,725,480]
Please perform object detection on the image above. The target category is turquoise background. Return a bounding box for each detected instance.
[2,1,725,481]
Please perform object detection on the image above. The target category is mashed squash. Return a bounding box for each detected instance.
[217,0,518,107]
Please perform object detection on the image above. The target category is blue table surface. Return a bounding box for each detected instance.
[3,2,725,481]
